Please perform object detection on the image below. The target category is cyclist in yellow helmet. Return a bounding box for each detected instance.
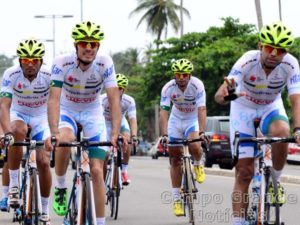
[160,58,207,216]
[0,38,52,223]
[215,21,300,225]
[102,73,138,185]
[45,21,121,225]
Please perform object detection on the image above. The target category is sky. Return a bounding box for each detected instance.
[0,0,299,65]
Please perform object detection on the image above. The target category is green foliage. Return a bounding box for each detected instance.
[0,54,14,77]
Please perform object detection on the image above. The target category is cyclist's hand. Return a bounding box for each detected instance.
[117,134,128,152]
[2,132,14,148]
[111,133,119,147]
[199,132,210,144]
[223,77,246,101]
[160,135,169,149]
[45,133,60,151]
[131,135,139,146]
[293,128,300,144]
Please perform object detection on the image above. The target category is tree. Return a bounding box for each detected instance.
[0,55,14,78]
[129,0,190,48]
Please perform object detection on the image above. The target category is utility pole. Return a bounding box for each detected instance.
[279,0,282,21]
[254,0,263,30]
[180,0,183,37]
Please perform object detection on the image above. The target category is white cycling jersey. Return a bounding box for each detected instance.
[160,76,206,120]
[1,65,51,116]
[50,53,117,111]
[101,93,137,121]
[228,50,300,108]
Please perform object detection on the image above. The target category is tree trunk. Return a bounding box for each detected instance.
[254,0,263,30]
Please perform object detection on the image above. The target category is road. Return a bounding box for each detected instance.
[0,156,299,225]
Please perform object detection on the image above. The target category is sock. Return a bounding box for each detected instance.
[41,197,50,215]
[193,160,201,166]
[1,186,9,199]
[232,217,245,225]
[273,169,282,182]
[55,174,67,189]
[172,188,181,202]
[96,217,105,225]
[9,169,19,188]
[122,163,128,172]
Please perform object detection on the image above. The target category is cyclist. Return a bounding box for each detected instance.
[45,21,121,225]
[214,22,300,225]
[0,38,52,224]
[101,73,138,185]
[0,123,10,212]
[159,58,207,216]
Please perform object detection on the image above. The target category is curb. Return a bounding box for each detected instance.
[204,168,300,185]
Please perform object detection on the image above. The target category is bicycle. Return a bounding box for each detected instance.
[233,118,295,225]
[104,137,124,220]
[61,137,112,225]
[167,137,204,225]
[1,130,54,225]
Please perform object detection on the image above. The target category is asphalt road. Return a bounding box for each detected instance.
[0,156,299,225]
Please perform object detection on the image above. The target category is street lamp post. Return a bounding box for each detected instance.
[34,14,73,58]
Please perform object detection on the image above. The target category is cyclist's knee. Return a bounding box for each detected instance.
[91,166,104,181]
[169,156,181,167]
[236,166,253,185]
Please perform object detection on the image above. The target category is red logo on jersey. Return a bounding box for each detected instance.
[250,75,256,82]
[17,83,22,89]
[67,76,74,82]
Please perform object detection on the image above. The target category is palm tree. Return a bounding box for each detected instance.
[129,0,190,48]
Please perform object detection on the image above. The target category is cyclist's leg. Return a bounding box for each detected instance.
[81,108,108,223]
[261,103,289,204]
[120,118,131,185]
[230,101,256,224]
[168,114,184,216]
[8,112,28,206]
[53,109,77,216]
[31,115,52,221]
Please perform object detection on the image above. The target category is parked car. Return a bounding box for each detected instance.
[204,116,232,169]
[287,143,300,165]
[151,137,169,159]
[136,140,152,156]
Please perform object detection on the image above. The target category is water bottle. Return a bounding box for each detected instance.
[252,174,261,193]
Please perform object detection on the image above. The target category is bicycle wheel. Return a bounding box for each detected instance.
[264,168,283,225]
[183,158,195,225]
[113,165,121,220]
[68,186,78,225]
[28,169,39,225]
[81,173,95,225]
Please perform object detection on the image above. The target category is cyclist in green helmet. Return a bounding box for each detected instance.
[215,22,300,225]
[160,58,207,217]
[45,21,121,225]
[0,38,52,224]
[102,73,138,186]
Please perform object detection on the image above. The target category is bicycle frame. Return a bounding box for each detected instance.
[169,138,202,225]
[62,138,112,225]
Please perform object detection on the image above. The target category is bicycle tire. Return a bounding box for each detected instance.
[80,173,94,225]
[30,169,39,225]
[68,186,78,225]
[113,166,121,220]
[184,158,195,225]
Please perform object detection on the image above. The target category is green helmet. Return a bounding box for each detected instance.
[16,39,45,58]
[171,59,194,73]
[116,73,128,89]
[259,22,294,48]
[72,21,104,41]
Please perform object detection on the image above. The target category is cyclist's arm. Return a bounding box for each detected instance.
[214,82,230,105]
[106,86,121,140]
[289,94,300,128]
[129,117,138,137]
[197,106,206,133]
[47,86,62,135]
[0,97,12,133]
[159,108,169,136]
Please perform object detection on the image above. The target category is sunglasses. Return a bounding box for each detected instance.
[76,41,100,49]
[175,73,190,78]
[20,58,41,65]
[262,44,287,56]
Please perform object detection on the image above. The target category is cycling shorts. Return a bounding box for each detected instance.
[105,116,130,140]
